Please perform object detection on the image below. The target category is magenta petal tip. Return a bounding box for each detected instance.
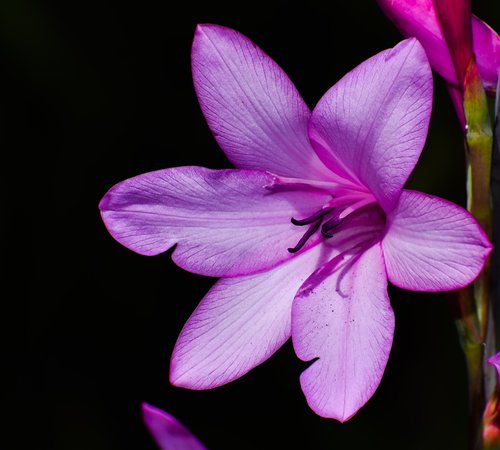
[142,402,206,450]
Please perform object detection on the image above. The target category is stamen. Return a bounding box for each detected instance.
[338,197,376,220]
[321,213,344,238]
[270,173,366,193]
[288,221,322,253]
[291,207,335,226]
[329,194,369,208]
[322,197,377,237]
[287,194,379,253]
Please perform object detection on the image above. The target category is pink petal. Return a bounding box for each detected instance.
[488,352,500,386]
[292,243,394,421]
[170,243,335,389]
[99,166,330,277]
[308,38,433,212]
[382,190,492,291]
[377,0,455,83]
[142,403,206,450]
[377,0,500,93]
[192,24,331,180]
[472,17,500,92]
[433,0,473,90]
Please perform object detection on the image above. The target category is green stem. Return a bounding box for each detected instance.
[454,286,484,450]
[466,131,493,342]
[482,67,500,450]
[467,339,485,450]
[460,59,493,450]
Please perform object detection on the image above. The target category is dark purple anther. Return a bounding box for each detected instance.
[291,207,335,226]
[321,213,344,238]
[289,206,340,252]
[288,221,322,253]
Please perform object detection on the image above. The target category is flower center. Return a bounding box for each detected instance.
[268,173,383,255]
[287,195,379,253]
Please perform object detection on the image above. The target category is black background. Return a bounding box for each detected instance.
[3,1,500,449]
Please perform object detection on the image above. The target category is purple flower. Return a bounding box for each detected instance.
[376,0,500,127]
[100,24,492,421]
[431,0,474,88]
[489,353,500,385]
[142,403,206,450]
[377,0,500,91]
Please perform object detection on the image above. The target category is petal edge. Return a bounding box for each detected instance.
[193,24,331,180]
[382,190,492,291]
[292,243,394,421]
[308,38,433,211]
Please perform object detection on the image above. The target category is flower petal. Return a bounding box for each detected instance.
[308,38,433,211]
[472,17,500,93]
[376,0,456,84]
[99,166,331,277]
[170,243,334,389]
[142,403,206,450]
[488,352,500,386]
[433,0,473,87]
[382,190,492,291]
[376,0,500,92]
[192,24,331,180]
[292,243,394,421]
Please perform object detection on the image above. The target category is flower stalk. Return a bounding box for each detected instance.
[376,0,500,446]
[463,59,493,340]
[433,1,494,448]
[461,33,495,450]
[460,53,494,450]
[481,69,500,450]
[459,48,494,450]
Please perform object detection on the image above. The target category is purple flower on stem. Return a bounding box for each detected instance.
[99,25,491,421]
[376,0,500,128]
[142,402,206,450]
